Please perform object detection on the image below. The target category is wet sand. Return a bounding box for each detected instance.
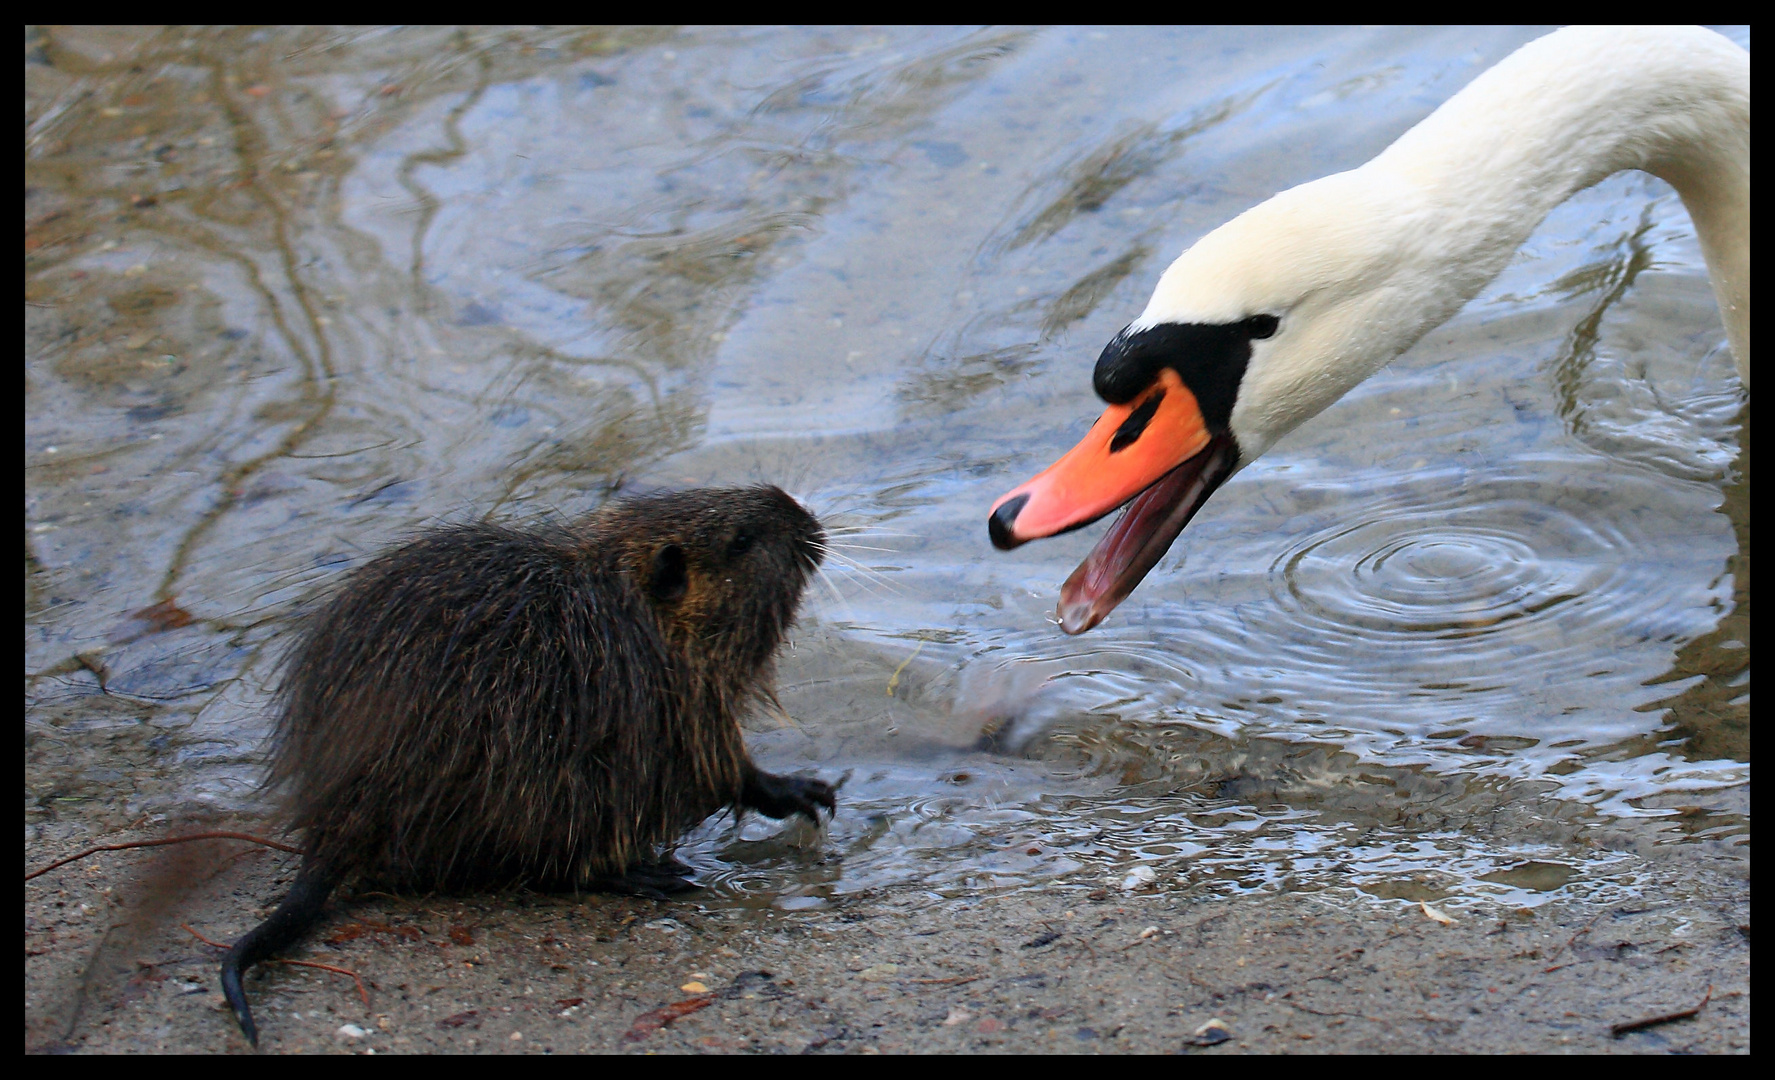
[25,819,1748,1054]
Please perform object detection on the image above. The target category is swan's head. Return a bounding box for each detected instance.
[989,167,1451,633]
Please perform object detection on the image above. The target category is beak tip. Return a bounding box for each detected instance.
[1057,600,1100,635]
[988,493,1030,550]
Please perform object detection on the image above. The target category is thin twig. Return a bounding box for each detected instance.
[183,923,231,949]
[279,959,372,1009]
[183,924,371,1010]
[1555,907,1612,957]
[1284,999,1381,1022]
[26,832,303,881]
[1611,985,1712,1038]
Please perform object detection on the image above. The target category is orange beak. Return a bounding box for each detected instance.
[988,368,1209,548]
[988,367,1237,633]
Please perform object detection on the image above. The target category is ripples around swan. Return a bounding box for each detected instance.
[1270,467,1694,719]
[1034,453,1738,801]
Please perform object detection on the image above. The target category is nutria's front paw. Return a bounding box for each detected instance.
[741,766,837,825]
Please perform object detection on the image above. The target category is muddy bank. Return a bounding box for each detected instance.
[25,820,1748,1054]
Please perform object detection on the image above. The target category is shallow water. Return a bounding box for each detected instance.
[26,26,1749,912]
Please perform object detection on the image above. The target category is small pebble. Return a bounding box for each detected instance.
[1121,866,1156,891]
[1420,901,1456,925]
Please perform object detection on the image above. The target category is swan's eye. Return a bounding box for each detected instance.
[1244,314,1279,340]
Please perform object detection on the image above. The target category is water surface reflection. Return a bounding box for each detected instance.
[25,25,1748,911]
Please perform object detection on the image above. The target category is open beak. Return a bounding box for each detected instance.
[988,368,1235,634]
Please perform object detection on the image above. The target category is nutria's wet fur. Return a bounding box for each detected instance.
[221,485,834,1046]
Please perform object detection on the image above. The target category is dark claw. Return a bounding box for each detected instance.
[740,765,837,825]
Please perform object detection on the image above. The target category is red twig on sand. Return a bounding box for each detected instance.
[182,923,231,949]
[25,832,303,881]
[1555,907,1611,957]
[182,924,371,1011]
[278,959,372,1010]
[1610,985,1713,1038]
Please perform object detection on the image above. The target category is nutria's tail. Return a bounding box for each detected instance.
[220,858,339,1047]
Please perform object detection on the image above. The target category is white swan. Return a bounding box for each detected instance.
[987,25,1749,634]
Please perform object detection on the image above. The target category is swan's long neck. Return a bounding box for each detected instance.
[1370,25,1749,382]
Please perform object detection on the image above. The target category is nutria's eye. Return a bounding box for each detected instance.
[649,543,687,603]
[1244,314,1279,339]
[726,532,754,559]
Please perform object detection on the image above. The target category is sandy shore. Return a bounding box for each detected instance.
[25,819,1748,1055]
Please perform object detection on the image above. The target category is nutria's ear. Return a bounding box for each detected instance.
[649,543,688,603]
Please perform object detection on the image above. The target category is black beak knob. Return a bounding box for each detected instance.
[988,494,1029,551]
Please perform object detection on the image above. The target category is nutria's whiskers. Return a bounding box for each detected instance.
[819,546,907,599]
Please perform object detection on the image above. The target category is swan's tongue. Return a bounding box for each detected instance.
[1056,436,1234,634]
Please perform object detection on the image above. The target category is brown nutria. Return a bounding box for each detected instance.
[220,485,835,1046]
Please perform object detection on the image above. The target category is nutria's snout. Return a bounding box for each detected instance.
[733,484,824,566]
[220,482,837,1046]
[761,484,827,569]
